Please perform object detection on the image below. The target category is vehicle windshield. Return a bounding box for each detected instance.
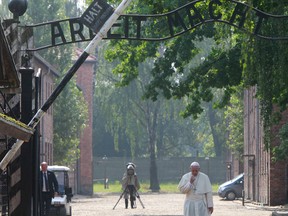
[54,171,65,194]
[231,173,243,182]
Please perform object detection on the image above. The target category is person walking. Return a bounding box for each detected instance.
[178,161,214,216]
[40,161,59,216]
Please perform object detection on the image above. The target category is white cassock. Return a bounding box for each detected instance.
[178,172,213,216]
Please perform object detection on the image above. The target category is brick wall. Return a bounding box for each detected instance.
[75,48,96,195]
[33,53,59,165]
[269,108,288,205]
[244,87,288,205]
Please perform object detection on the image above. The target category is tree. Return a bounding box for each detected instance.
[53,80,88,165]
[93,42,219,190]
[206,101,226,157]
[224,87,244,158]
[0,0,13,19]
[98,1,250,161]
[238,1,288,159]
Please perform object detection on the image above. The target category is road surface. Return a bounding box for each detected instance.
[71,193,277,216]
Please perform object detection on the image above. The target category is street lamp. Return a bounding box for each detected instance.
[8,0,28,20]
[205,156,209,177]
[102,155,108,189]
[226,162,232,180]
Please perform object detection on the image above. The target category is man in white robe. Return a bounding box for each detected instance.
[178,161,214,216]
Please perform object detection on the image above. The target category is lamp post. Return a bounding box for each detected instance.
[102,155,108,189]
[205,156,210,177]
[8,0,28,20]
[226,162,232,180]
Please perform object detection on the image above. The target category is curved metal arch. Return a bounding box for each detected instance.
[23,0,288,51]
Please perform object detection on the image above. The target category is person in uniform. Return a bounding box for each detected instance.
[122,162,140,209]
[178,161,214,216]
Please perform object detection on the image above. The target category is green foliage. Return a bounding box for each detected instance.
[93,43,214,158]
[24,0,75,71]
[53,79,88,166]
[93,181,220,193]
[224,87,244,159]
[94,0,240,159]
[240,1,288,158]
[0,0,13,19]
[273,122,288,161]
[101,0,288,160]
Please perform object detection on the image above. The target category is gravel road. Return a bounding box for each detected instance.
[71,193,276,216]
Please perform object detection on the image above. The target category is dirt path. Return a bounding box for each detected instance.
[71,193,274,216]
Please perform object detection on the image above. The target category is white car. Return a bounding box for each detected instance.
[48,165,73,216]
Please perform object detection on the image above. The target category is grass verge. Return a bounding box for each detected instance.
[93,181,219,194]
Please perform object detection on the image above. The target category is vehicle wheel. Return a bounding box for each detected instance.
[226,191,236,200]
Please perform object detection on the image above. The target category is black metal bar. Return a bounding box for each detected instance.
[33,73,41,216]
[20,67,34,216]
[21,0,288,52]
[41,52,89,112]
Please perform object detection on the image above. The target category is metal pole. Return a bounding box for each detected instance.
[0,0,133,173]
[20,67,34,216]
[33,70,41,216]
[242,190,245,206]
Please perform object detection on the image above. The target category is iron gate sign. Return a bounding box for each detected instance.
[80,0,114,33]
[23,0,288,51]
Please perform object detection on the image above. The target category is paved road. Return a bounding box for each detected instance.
[71,193,276,216]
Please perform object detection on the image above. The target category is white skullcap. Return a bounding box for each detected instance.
[190,162,200,168]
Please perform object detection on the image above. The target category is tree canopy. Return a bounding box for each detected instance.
[91,0,288,161]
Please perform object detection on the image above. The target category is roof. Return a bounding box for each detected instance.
[0,112,34,141]
[74,47,97,62]
[33,52,60,77]
[48,165,70,172]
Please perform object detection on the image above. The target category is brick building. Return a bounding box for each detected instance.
[75,48,96,195]
[33,48,96,195]
[32,53,60,164]
[244,86,288,205]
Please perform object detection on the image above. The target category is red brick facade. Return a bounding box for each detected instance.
[32,50,96,195]
[244,86,288,205]
[269,108,288,205]
[75,48,96,195]
[33,53,59,165]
